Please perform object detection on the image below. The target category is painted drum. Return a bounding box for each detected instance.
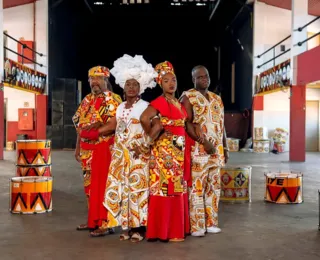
[254,127,268,140]
[253,139,270,153]
[227,138,240,152]
[264,172,303,204]
[6,141,15,151]
[220,166,252,203]
[273,142,285,153]
[10,176,53,214]
[16,140,51,166]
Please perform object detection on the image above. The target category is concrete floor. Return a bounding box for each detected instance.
[0,150,320,260]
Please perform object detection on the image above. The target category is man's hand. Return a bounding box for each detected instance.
[194,124,204,144]
[130,146,142,159]
[82,122,102,131]
[224,149,229,164]
[203,140,216,155]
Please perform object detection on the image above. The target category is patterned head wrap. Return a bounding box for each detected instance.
[88,66,110,78]
[155,61,175,85]
[110,54,158,95]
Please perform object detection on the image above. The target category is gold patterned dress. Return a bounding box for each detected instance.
[146,96,190,240]
[103,99,149,230]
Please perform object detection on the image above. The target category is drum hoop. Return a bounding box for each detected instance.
[16,139,52,143]
[11,176,53,182]
[222,166,252,170]
[16,164,52,167]
[264,171,303,178]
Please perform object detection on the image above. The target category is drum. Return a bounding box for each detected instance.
[16,165,52,177]
[253,139,270,153]
[220,166,252,203]
[16,140,51,166]
[254,127,268,140]
[274,142,285,153]
[6,141,15,151]
[10,176,53,214]
[227,138,240,152]
[264,172,303,204]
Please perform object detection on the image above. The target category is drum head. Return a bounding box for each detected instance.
[11,176,52,182]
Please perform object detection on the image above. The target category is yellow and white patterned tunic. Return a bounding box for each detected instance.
[181,88,225,167]
[103,99,149,230]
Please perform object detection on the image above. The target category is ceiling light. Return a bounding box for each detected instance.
[94,1,104,5]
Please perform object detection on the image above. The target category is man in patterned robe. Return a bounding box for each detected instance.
[72,66,122,237]
[180,65,229,237]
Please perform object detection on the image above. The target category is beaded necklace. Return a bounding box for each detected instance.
[120,97,140,124]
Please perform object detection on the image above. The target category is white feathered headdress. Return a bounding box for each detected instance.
[110,54,158,95]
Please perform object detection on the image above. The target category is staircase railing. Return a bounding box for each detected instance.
[3,32,46,95]
[3,31,44,67]
[256,16,320,70]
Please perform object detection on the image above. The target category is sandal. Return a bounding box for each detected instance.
[130,232,144,243]
[120,232,131,241]
[76,224,90,231]
[90,228,110,237]
[169,238,185,242]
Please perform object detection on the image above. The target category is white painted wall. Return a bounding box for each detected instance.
[4,87,35,121]
[253,3,292,76]
[253,91,290,151]
[306,88,320,150]
[253,2,320,88]
[307,88,320,100]
[3,0,48,76]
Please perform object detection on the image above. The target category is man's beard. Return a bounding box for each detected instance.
[91,85,102,94]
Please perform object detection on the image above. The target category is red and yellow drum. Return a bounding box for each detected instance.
[264,172,303,204]
[16,165,52,177]
[220,166,252,203]
[16,140,51,166]
[10,176,53,214]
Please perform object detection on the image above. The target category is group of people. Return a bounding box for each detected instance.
[72,54,229,243]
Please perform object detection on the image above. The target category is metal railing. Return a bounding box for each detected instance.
[256,16,320,70]
[3,32,44,67]
[256,35,291,69]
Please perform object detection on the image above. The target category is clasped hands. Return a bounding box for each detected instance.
[128,136,155,159]
[79,122,102,140]
[194,124,216,155]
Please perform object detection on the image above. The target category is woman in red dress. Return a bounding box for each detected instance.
[140,61,191,242]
